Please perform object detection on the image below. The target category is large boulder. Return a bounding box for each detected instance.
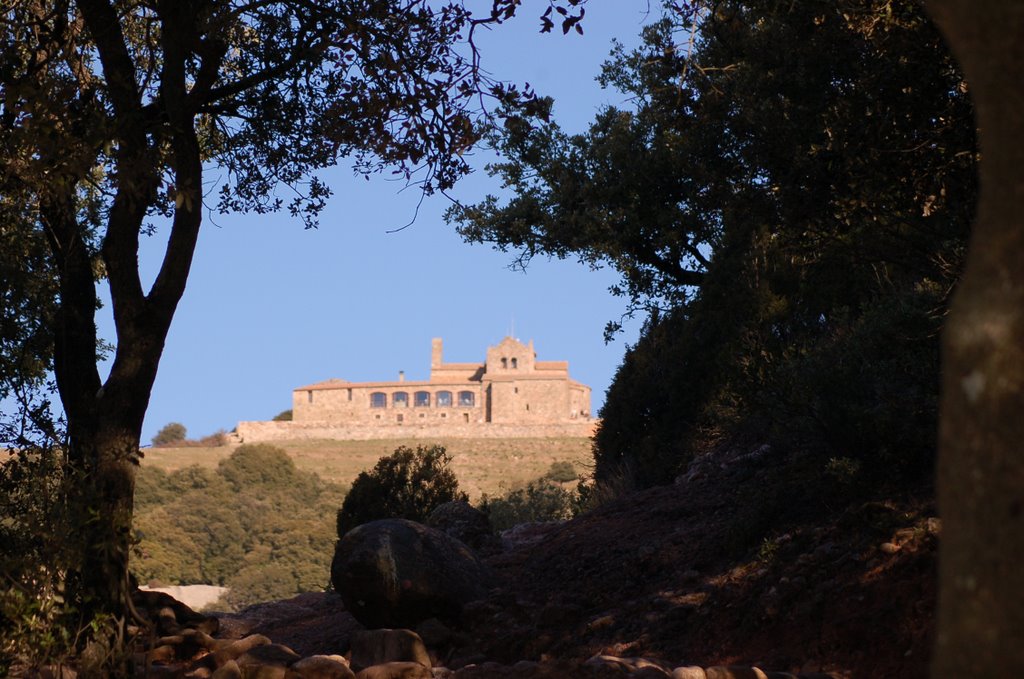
[426,501,496,552]
[331,519,492,628]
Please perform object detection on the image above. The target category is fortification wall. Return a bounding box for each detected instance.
[236,419,598,442]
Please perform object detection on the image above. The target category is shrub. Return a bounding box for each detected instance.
[272,410,293,422]
[336,444,467,537]
[152,422,187,447]
[217,444,299,492]
[544,460,577,483]
[480,479,576,532]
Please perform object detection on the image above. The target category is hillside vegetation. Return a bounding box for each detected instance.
[141,436,592,499]
[133,444,346,610]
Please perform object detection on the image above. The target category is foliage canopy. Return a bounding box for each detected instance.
[0,0,579,629]
[450,0,976,486]
[336,444,468,537]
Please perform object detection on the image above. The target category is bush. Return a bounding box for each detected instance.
[217,444,300,492]
[480,479,577,532]
[544,460,578,483]
[152,422,187,447]
[336,444,467,537]
[272,410,293,422]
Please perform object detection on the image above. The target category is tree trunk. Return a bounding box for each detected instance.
[71,422,141,626]
[925,2,1024,674]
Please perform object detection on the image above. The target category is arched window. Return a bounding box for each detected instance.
[393,391,409,407]
[436,391,452,407]
[501,357,508,369]
[458,391,475,407]
[414,391,430,407]
[370,392,387,408]
[511,357,518,369]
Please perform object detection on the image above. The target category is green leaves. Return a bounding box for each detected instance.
[132,445,346,608]
[336,444,467,537]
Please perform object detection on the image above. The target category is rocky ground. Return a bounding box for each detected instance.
[123,442,937,678]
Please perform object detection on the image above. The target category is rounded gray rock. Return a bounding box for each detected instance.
[426,501,494,551]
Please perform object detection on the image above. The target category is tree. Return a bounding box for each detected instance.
[151,422,186,446]
[336,444,467,536]
[0,0,582,633]
[921,1,1024,674]
[451,0,976,487]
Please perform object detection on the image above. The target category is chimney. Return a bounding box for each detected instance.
[399,370,405,382]
[431,338,443,371]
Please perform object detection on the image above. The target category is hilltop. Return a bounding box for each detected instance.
[142,436,593,500]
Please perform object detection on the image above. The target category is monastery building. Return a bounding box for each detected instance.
[237,337,594,441]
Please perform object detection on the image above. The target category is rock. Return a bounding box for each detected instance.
[879,542,901,555]
[762,672,798,679]
[426,501,495,552]
[133,587,219,637]
[349,629,431,671]
[212,661,243,679]
[672,668,706,679]
[332,519,492,628]
[584,655,672,676]
[355,662,433,679]
[704,668,768,679]
[215,634,273,665]
[414,618,453,647]
[240,665,291,679]
[498,522,561,551]
[238,643,302,667]
[292,656,354,679]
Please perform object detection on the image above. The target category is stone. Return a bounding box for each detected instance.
[212,661,243,679]
[584,655,672,676]
[414,618,453,647]
[350,629,431,671]
[426,501,494,551]
[672,668,707,679]
[238,643,302,668]
[355,662,433,679]
[215,634,273,665]
[239,666,290,679]
[762,673,798,679]
[332,519,492,628]
[292,656,355,679]
[879,542,901,555]
[704,668,768,679]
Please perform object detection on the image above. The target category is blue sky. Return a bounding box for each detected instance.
[117,4,657,443]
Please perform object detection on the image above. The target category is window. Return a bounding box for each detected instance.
[307,390,313,403]
[370,392,387,408]
[347,388,353,401]
[511,357,518,369]
[397,414,404,423]
[501,357,508,369]
[458,391,475,407]
[414,391,430,407]
[463,413,470,422]
[436,391,452,407]
[393,391,409,407]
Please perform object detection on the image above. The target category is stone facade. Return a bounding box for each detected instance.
[237,338,594,442]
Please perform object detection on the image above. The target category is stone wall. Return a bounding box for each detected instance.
[236,419,599,442]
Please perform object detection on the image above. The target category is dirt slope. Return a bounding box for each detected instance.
[462,444,938,677]
[223,442,938,678]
